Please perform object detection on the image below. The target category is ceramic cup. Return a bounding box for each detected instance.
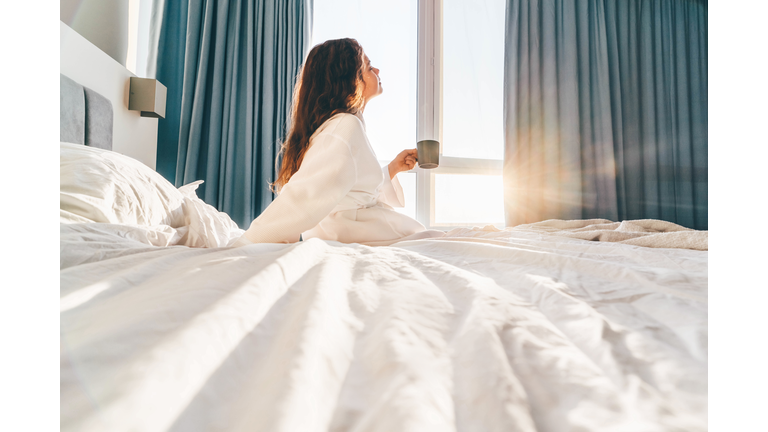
[416,140,440,169]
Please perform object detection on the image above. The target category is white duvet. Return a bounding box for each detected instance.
[60,222,707,432]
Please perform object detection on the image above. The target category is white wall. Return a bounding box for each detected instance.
[61,21,158,169]
[60,0,130,67]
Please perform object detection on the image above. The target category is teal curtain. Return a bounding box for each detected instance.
[148,0,312,228]
[503,0,707,230]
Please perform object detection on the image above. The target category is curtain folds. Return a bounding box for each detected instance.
[503,0,707,230]
[148,0,312,228]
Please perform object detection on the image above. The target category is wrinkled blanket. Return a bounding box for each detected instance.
[447,219,707,251]
[61,220,707,432]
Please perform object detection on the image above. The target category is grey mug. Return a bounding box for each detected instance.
[417,140,440,169]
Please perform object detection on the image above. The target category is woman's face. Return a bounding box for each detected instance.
[361,54,382,103]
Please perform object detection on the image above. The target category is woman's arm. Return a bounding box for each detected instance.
[387,149,418,179]
[378,165,405,208]
[378,148,416,208]
[239,127,359,244]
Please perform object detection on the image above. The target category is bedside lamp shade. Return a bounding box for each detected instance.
[129,77,167,118]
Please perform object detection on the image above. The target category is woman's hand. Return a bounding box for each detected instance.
[387,149,418,179]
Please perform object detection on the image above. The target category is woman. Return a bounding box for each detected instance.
[233,38,443,247]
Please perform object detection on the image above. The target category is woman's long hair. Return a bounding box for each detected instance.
[272,38,367,193]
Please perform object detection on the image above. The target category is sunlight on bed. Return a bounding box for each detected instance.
[61,281,115,313]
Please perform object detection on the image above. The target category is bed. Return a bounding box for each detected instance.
[60,75,708,432]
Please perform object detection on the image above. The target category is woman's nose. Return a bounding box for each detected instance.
[374,67,380,75]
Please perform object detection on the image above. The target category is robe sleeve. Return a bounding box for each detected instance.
[237,118,361,244]
[377,165,406,208]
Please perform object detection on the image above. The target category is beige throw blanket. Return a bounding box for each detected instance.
[503,218,708,251]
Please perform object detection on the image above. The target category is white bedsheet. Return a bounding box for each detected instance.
[60,222,707,432]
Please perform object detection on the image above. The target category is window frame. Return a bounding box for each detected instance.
[413,0,505,230]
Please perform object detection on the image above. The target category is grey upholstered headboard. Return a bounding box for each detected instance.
[60,74,113,150]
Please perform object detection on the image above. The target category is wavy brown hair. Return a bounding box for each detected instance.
[272,38,367,193]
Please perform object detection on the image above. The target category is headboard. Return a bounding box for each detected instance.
[61,21,157,168]
[60,74,113,150]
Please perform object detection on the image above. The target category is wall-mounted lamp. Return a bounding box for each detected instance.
[129,77,167,118]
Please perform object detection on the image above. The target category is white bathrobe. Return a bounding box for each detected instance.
[235,112,442,246]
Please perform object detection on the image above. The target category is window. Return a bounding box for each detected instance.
[443,0,505,161]
[313,0,505,228]
[126,0,153,76]
[434,173,504,225]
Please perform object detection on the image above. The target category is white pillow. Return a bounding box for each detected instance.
[60,142,186,227]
